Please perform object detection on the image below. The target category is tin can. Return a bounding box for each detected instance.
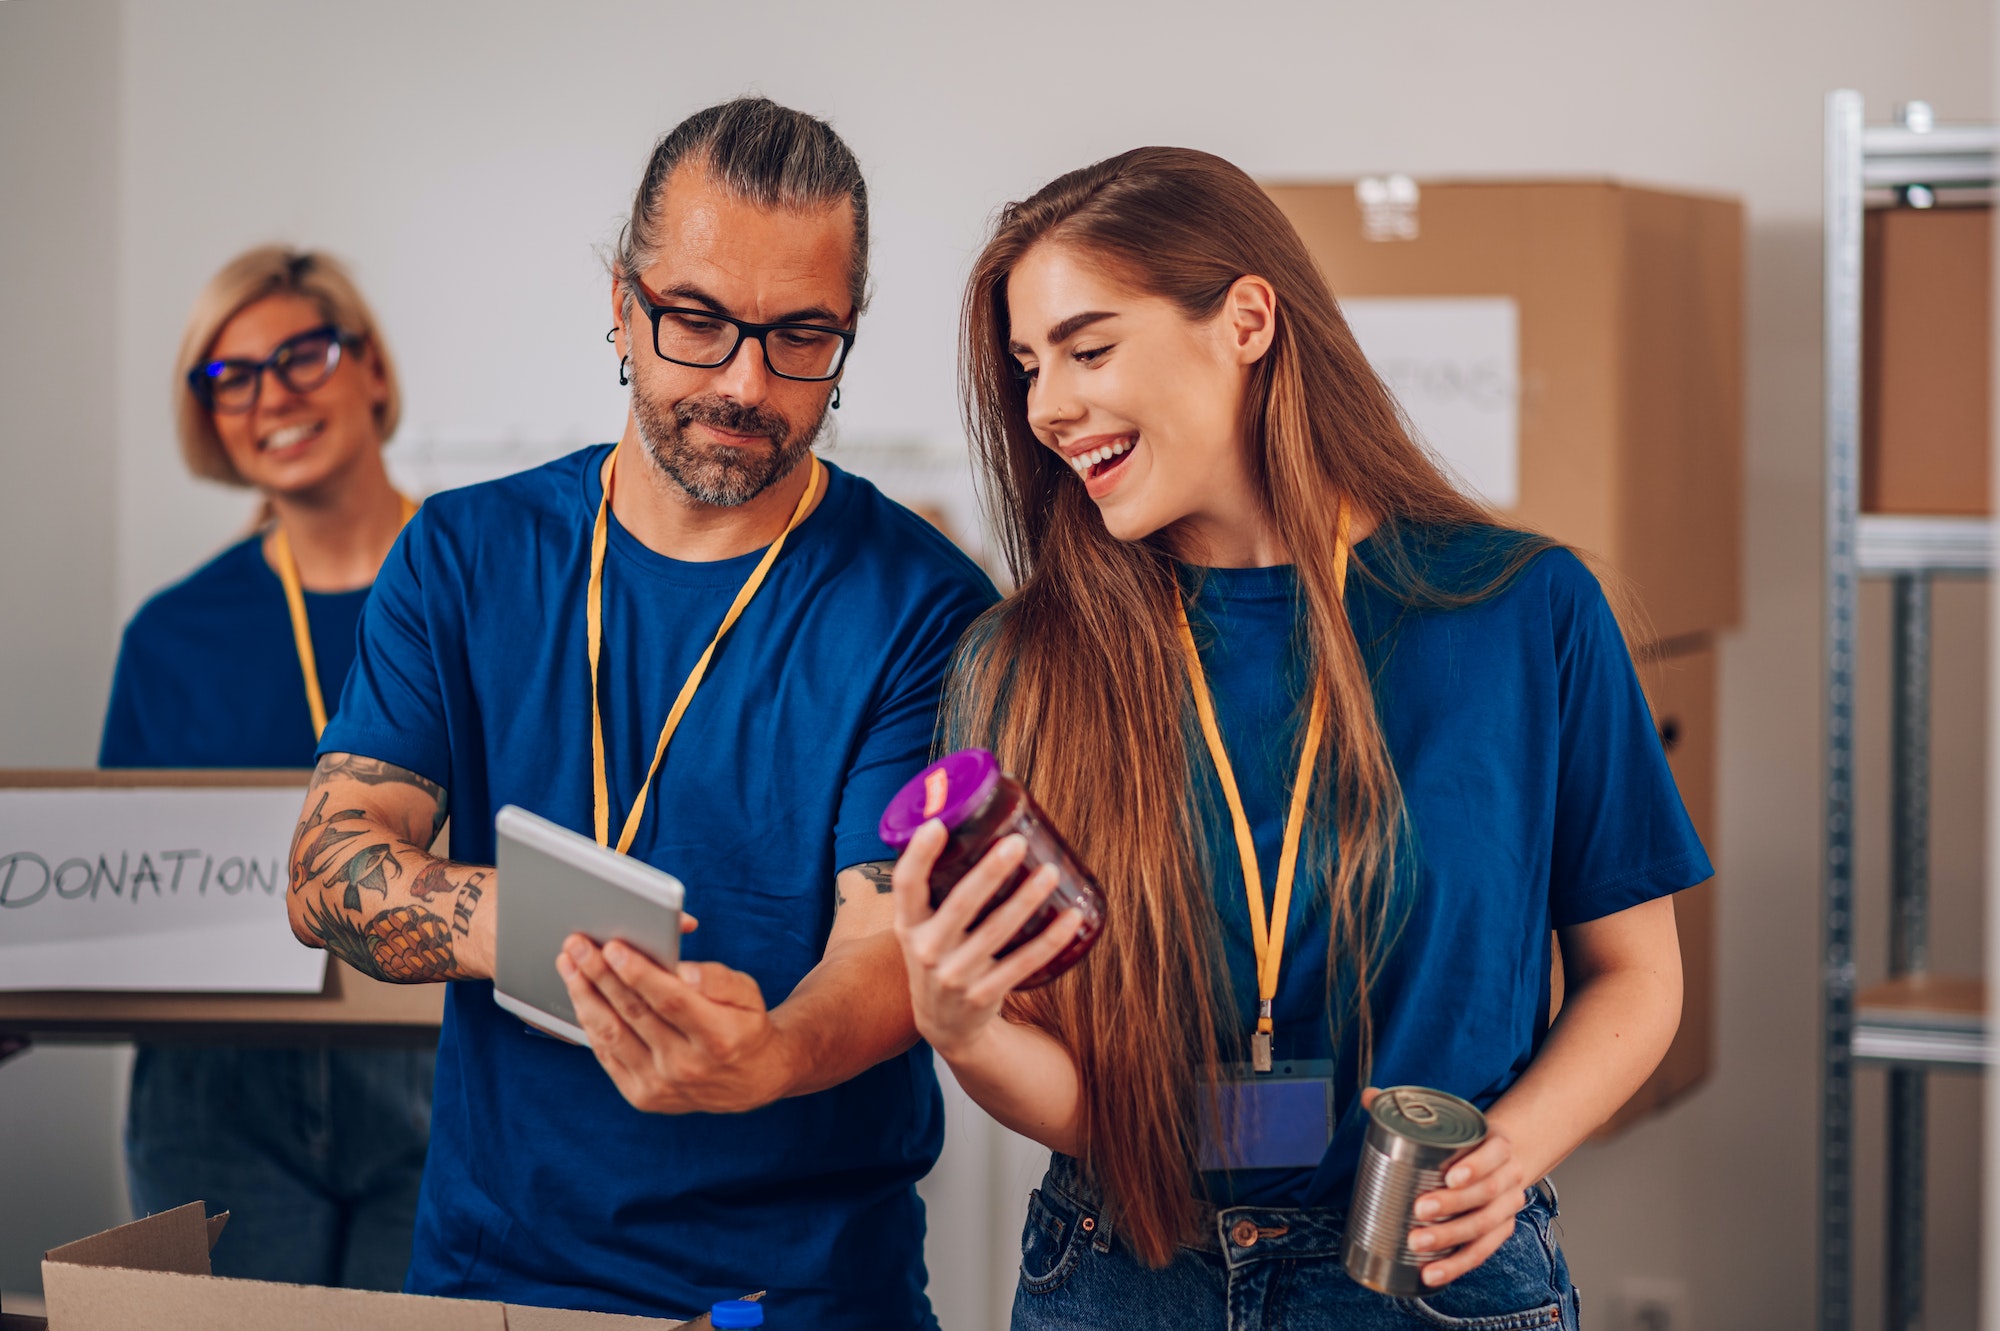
[1342,1086,1488,1297]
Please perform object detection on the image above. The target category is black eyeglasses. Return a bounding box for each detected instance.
[627,283,855,382]
[187,325,360,414]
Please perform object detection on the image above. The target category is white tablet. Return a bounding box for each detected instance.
[493,804,684,1046]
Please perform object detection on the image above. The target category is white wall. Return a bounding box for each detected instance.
[0,0,137,1304]
[1,0,120,756]
[4,0,1996,1325]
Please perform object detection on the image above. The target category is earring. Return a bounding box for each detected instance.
[831,385,841,411]
[605,327,617,343]
[618,356,630,386]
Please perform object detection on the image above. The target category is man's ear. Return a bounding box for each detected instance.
[609,277,630,359]
[1224,274,1278,365]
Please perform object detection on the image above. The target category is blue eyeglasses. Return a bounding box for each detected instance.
[187,324,361,414]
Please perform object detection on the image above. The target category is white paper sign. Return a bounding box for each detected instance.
[0,787,327,993]
[1341,297,1520,509]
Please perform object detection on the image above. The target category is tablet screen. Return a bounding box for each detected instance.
[493,805,683,1045]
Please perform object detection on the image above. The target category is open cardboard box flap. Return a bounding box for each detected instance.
[43,1204,706,1330]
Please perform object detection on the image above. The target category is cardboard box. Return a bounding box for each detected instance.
[1545,638,1717,1133]
[0,956,441,1044]
[1862,204,1992,515]
[1264,180,1744,644]
[39,1203,709,1329]
[0,771,441,1043]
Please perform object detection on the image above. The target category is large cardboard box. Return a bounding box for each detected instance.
[0,771,441,1042]
[1862,204,1993,515]
[37,1203,709,1329]
[1264,180,1744,645]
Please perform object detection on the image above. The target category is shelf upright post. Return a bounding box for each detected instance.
[1886,573,1932,1331]
[1821,87,1866,1331]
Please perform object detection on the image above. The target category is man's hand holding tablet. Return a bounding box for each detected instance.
[555,859,913,1115]
[497,804,890,1116]
[556,938,803,1115]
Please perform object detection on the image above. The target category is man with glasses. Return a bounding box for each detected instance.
[285,98,994,1329]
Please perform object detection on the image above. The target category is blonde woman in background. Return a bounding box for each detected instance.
[99,248,432,1288]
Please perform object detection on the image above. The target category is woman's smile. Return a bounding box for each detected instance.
[1059,431,1140,491]
[259,419,326,456]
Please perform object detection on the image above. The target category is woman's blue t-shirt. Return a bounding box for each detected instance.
[317,446,998,1329]
[100,535,366,767]
[1183,528,1711,1209]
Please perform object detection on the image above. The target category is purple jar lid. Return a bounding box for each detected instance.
[879,749,1001,847]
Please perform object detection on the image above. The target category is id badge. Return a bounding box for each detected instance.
[1196,1058,1337,1171]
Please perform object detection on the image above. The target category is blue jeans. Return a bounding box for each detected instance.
[1012,1154,1580,1330]
[125,1043,434,1290]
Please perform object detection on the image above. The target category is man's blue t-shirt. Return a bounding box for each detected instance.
[1184,527,1711,1209]
[318,445,997,1328]
[101,535,366,767]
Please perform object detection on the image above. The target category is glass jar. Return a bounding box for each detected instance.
[878,750,1106,989]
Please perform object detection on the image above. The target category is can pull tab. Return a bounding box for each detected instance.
[1401,1097,1438,1126]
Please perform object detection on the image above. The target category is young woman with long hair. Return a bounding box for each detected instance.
[889,149,1707,1329]
[101,247,432,1288]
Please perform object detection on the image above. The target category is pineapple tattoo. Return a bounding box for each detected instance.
[365,905,457,981]
[304,897,457,983]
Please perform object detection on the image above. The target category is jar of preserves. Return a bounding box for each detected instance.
[878,749,1106,988]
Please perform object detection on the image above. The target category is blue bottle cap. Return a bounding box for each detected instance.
[710,1300,764,1328]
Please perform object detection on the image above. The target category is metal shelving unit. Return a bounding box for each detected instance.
[1821,91,1997,1331]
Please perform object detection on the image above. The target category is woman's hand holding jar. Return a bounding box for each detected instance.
[890,822,1082,1060]
[888,819,1091,1155]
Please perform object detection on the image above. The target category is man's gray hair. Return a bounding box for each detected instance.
[614,96,869,317]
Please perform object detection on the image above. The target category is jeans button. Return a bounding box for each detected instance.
[1230,1219,1260,1248]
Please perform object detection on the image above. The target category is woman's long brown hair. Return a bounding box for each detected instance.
[951,147,1563,1266]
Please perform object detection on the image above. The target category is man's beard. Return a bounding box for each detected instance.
[631,381,823,508]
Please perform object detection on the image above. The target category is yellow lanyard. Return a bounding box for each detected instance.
[273,494,420,741]
[588,447,825,854]
[1173,501,1350,1072]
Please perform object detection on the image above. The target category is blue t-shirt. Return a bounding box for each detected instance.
[1184,528,1711,1208]
[101,535,366,768]
[319,445,997,1328]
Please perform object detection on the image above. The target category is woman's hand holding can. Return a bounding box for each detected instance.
[1357,1086,1531,1288]
[890,821,1085,1061]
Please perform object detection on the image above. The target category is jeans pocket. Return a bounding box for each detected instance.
[1395,1202,1565,1330]
[1018,1187,1085,1296]
[1398,1299,1564,1331]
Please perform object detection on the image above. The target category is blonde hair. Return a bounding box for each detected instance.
[173,246,401,486]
